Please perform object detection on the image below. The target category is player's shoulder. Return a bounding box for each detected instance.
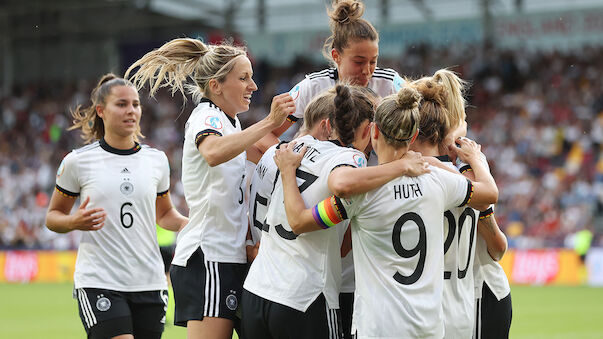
[72,141,101,155]
[139,143,168,158]
[370,67,405,93]
[372,67,399,80]
[306,68,336,81]
[191,98,224,117]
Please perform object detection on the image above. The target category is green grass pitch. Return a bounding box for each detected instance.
[1,283,602,338]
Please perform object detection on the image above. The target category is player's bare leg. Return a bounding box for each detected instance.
[187,318,234,339]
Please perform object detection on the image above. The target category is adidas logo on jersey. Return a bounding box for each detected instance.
[121,168,130,174]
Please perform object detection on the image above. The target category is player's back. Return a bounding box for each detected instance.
[345,166,471,338]
[244,135,366,312]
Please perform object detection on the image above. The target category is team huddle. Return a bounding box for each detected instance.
[45,1,512,339]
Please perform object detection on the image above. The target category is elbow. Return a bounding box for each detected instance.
[203,151,223,167]
[288,218,306,235]
[489,244,507,261]
[487,185,499,205]
[488,235,508,261]
[330,179,353,199]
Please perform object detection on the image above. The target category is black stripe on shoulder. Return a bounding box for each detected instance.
[55,185,79,198]
[195,129,222,148]
[373,67,397,76]
[74,142,100,154]
[157,190,169,198]
[458,179,474,207]
[331,164,356,172]
[307,69,331,79]
[371,74,395,81]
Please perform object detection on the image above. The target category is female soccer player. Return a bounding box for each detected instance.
[439,84,512,339]
[274,87,499,338]
[422,68,511,339]
[125,38,294,339]
[258,0,404,150]
[243,84,383,339]
[407,70,484,338]
[46,73,189,339]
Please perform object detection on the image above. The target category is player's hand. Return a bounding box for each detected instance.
[398,150,430,177]
[267,93,296,128]
[274,141,306,173]
[70,197,106,231]
[451,137,481,164]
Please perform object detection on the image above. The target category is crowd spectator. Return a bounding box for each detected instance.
[1,44,602,249]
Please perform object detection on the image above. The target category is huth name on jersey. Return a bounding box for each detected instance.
[393,183,423,200]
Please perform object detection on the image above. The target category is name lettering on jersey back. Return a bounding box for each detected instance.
[293,142,321,163]
[393,183,423,200]
[256,162,268,180]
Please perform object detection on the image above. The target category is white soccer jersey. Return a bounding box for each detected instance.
[440,158,479,339]
[457,156,511,301]
[248,143,280,244]
[339,166,472,339]
[172,98,248,265]
[244,135,367,312]
[55,140,170,291]
[473,228,511,300]
[288,67,404,122]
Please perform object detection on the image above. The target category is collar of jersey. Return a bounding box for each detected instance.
[100,138,141,155]
[200,97,237,128]
[435,155,451,162]
[327,139,355,149]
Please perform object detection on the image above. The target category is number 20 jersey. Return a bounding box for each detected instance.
[244,135,367,312]
[55,140,170,291]
[340,166,471,339]
[441,160,479,339]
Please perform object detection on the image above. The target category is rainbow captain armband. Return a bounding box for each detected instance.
[312,196,348,229]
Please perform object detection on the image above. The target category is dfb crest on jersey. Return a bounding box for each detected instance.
[225,294,238,310]
[353,154,366,168]
[96,296,111,312]
[289,84,300,100]
[120,181,134,195]
[205,116,223,130]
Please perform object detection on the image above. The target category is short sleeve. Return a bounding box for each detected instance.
[433,167,472,210]
[55,151,80,197]
[289,77,316,121]
[190,107,227,147]
[157,152,170,196]
[457,151,490,174]
[328,150,367,172]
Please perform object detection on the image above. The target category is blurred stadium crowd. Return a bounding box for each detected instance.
[1,44,602,250]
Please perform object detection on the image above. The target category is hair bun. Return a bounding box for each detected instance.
[396,87,421,110]
[97,73,118,87]
[330,0,364,24]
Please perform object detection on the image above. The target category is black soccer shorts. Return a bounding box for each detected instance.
[75,287,167,339]
[170,246,247,326]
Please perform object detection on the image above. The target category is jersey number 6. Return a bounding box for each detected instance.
[120,202,134,228]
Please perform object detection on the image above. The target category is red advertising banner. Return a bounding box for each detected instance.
[0,251,77,283]
[500,249,582,285]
